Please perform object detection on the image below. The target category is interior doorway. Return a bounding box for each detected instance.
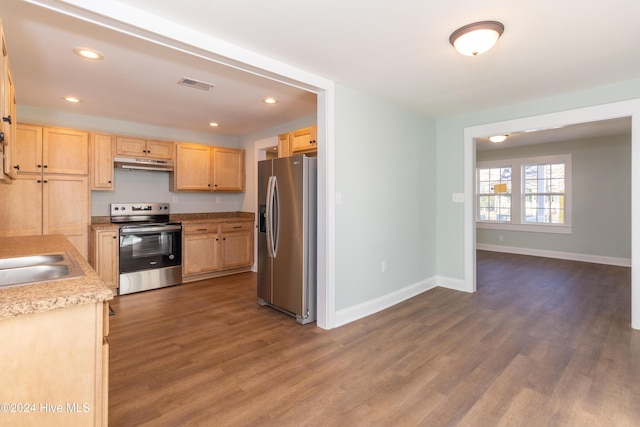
[463,100,640,330]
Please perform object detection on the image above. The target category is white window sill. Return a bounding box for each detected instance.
[476,221,572,235]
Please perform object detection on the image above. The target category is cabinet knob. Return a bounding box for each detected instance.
[13,165,19,170]
[37,164,42,168]
[43,165,48,169]
[108,180,112,183]
[0,131,4,142]
[37,180,42,183]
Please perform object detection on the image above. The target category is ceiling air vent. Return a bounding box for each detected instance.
[177,77,215,91]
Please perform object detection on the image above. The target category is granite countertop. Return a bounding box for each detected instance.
[0,235,114,319]
[91,211,255,225]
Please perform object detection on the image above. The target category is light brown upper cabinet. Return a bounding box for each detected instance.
[212,147,245,192]
[172,142,245,192]
[15,124,88,175]
[278,125,317,157]
[0,19,17,182]
[115,136,173,160]
[90,133,114,190]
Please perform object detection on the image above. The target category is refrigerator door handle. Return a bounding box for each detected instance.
[272,175,280,257]
[266,175,275,258]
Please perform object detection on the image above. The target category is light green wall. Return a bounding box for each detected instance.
[436,77,640,280]
[334,85,437,310]
[476,134,631,258]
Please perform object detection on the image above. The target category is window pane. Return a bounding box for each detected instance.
[550,178,565,193]
[551,164,564,179]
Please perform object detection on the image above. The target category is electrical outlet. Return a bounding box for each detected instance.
[452,193,464,203]
[215,196,221,204]
[499,234,504,243]
[381,260,387,273]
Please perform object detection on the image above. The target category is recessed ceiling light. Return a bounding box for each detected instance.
[263,97,278,105]
[489,135,508,143]
[73,47,104,60]
[209,122,219,127]
[63,96,81,103]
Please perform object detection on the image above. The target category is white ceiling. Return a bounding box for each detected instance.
[2,0,639,139]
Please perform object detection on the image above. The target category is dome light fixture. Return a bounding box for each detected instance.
[208,122,219,128]
[263,97,278,105]
[63,96,81,103]
[449,21,504,56]
[489,135,508,143]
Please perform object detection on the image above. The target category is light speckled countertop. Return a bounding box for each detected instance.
[0,235,113,319]
[91,211,255,227]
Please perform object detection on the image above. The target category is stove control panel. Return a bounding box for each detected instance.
[110,203,170,216]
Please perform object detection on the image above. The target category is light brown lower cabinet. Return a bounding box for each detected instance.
[0,301,109,427]
[182,220,253,282]
[0,174,89,258]
[89,226,119,290]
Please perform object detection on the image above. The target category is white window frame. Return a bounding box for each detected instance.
[477,154,572,234]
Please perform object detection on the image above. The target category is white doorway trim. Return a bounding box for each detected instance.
[463,99,640,330]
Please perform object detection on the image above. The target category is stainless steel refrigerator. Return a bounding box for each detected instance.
[257,155,317,324]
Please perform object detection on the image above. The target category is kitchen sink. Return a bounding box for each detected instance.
[0,254,65,270]
[0,253,83,288]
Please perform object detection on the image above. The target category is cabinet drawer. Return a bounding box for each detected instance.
[183,223,219,235]
[221,222,252,232]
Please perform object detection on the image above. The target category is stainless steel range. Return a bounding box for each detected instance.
[110,203,182,295]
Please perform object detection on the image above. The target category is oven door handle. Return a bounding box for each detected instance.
[120,225,182,234]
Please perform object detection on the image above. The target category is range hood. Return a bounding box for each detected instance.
[114,156,174,172]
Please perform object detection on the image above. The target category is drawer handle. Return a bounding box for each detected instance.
[197,228,208,232]
[233,226,242,229]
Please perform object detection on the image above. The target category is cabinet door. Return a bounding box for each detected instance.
[145,140,173,160]
[94,229,118,289]
[183,233,220,274]
[277,132,290,158]
[290,126,317,153]
[212,147,244,192]
[220,223,253,269]
[91,133,114,190]
[115,136,146,157]
[15,124,43,174]
[43,127,89,174]
[0,174,42,237]
[174,143,212,191]
[43,175,89,258]
[2,64,17,180]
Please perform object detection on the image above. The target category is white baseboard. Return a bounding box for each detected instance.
[436,276,470,292]
[334,277,438,328]
[477,243,631,267]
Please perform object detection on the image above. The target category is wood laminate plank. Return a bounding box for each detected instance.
[108,251,640,426]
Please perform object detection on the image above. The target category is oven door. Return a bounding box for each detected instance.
[119,224,182,273]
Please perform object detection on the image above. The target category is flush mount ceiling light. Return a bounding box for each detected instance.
[263,97,278,105]
[63,96,81,103]
[489,134,508,143]
[208,122,219,127]
[449,21,504,56]
[73,47,104,60]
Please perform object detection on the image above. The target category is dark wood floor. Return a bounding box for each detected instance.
[108,251,640,426]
